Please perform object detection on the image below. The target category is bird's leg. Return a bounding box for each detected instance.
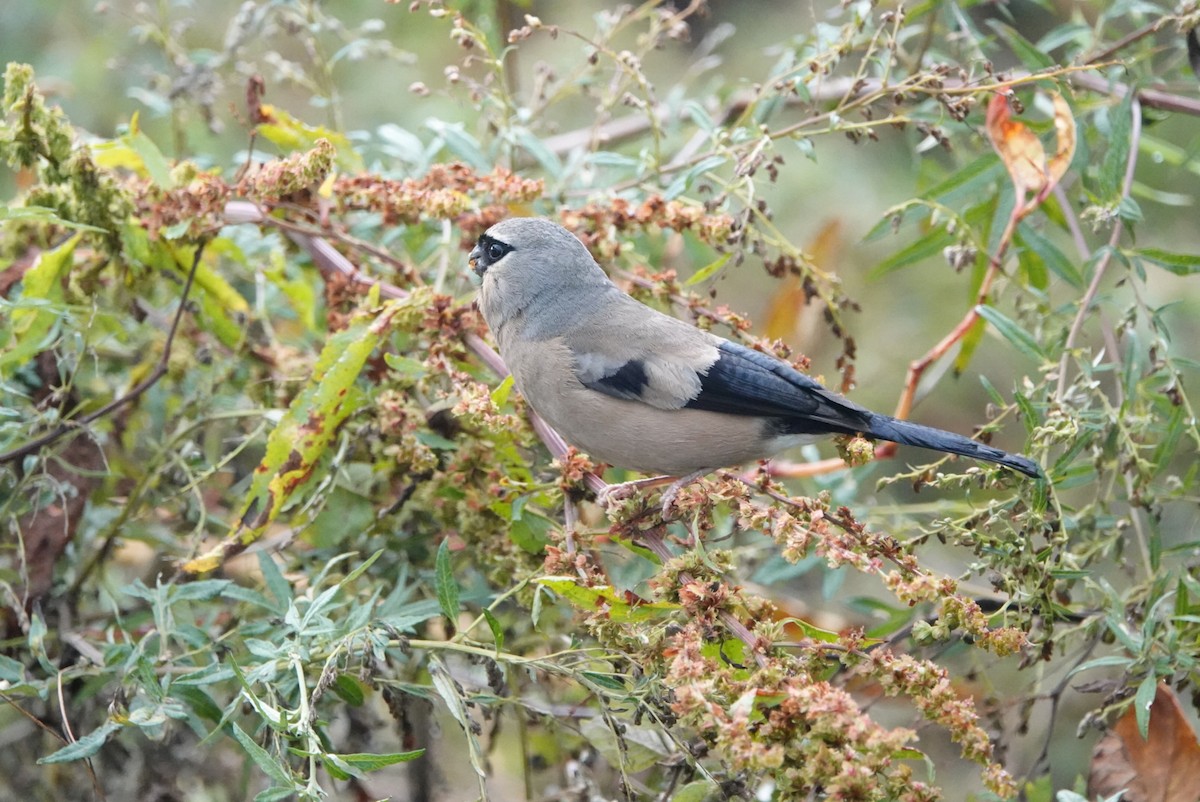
[657,469,710,519]
[597,471,711,519]
[596,474,676,508]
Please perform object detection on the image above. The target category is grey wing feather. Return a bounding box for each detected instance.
[569,299,718,410]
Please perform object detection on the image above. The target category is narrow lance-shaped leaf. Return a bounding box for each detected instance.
[37,720,123,764]
[435,538,460,624]
[184,292,420,573]
[170,242,250,348]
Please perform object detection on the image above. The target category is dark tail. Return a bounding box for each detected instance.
[864,413,1042,478]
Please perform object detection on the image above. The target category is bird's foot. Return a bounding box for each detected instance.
[657,470,710,519]
[597,471,711,519]
[596,475,674,509]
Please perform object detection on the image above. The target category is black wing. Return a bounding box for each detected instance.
[582,359,650,401]
[683,341,871,436]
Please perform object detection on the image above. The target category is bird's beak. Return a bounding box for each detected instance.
[468,244,484,276]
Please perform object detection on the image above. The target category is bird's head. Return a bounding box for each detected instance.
[470,217,595,277]
[471,218,614,331]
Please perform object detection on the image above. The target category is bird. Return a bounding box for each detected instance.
[469,217,1041,508]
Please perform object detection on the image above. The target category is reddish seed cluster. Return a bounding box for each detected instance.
[240,138,335,201]
[335,163,544,226]
[130,147,544,244]
[662,620,939,802]
[563,196,736,254]
[135,171,231,240]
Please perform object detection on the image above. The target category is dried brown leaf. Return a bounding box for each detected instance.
[1045,92,1076,189]
[762,219,840,343]
[985,92,1075,204]
[1088,683,1200,802]
[986,93,1048,195]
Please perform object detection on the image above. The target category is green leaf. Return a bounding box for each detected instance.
[257,551,291,612]
[985,20,1055,70]
[586,151,642,169]
[777,617,866,645]
[435,538,460,622]
[952,315,987,374]
[230,722,294,786]
[262,247,318,332]
[1018,223,1083,288]
[330,750,425,773]
[490,373,515,406]
[127,130,174,187]
[507,509,553,553]
[171,686,224,723]
[384,353,427,380]
[482,609,505,650]
[664,155,727,200]
[685,252,732,286]
[171,579,234,602]
[536,577,679,623]
[340,549,383,586]
[0,205,108,232]
[580,717,673,773]
[38,720,122,764]
[185,294,419,573]
[425,118,489,171]
[671,780,721,802]
[416,430,457,450]
[1133,673,1157,740]
[870,228,956,278]
[975,304,1046,360]
[926,154,1004,205]
[256,106,363,172]
[428,656,487,778]
[1134,247,1200,276]
[0,232,80,379]
[511,126,562,179]
[171,243,250,349]
[1099,91,1134,202]
[331,674,366,707]
[581,670,628,691]
[0,653,25,682]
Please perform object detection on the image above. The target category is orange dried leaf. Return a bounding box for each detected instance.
[1045,91,1076,189]
[1088,683,1200,802]
[763,220,841,342]
[986,93,1048,195]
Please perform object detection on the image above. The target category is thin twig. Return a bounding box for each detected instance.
[0,242,208,465]
[56,670,75,743]
[887,202,1023,442]
[1055,98,1142,400]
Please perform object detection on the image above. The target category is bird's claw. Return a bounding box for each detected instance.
[596,481,639,509]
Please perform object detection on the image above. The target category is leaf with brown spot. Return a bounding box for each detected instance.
[184,291,422,572]
[1088,682,1200,802]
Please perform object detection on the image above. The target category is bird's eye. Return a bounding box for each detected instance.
[487,242,506,261]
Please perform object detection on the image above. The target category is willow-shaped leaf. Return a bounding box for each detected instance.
[185,293,418,573]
